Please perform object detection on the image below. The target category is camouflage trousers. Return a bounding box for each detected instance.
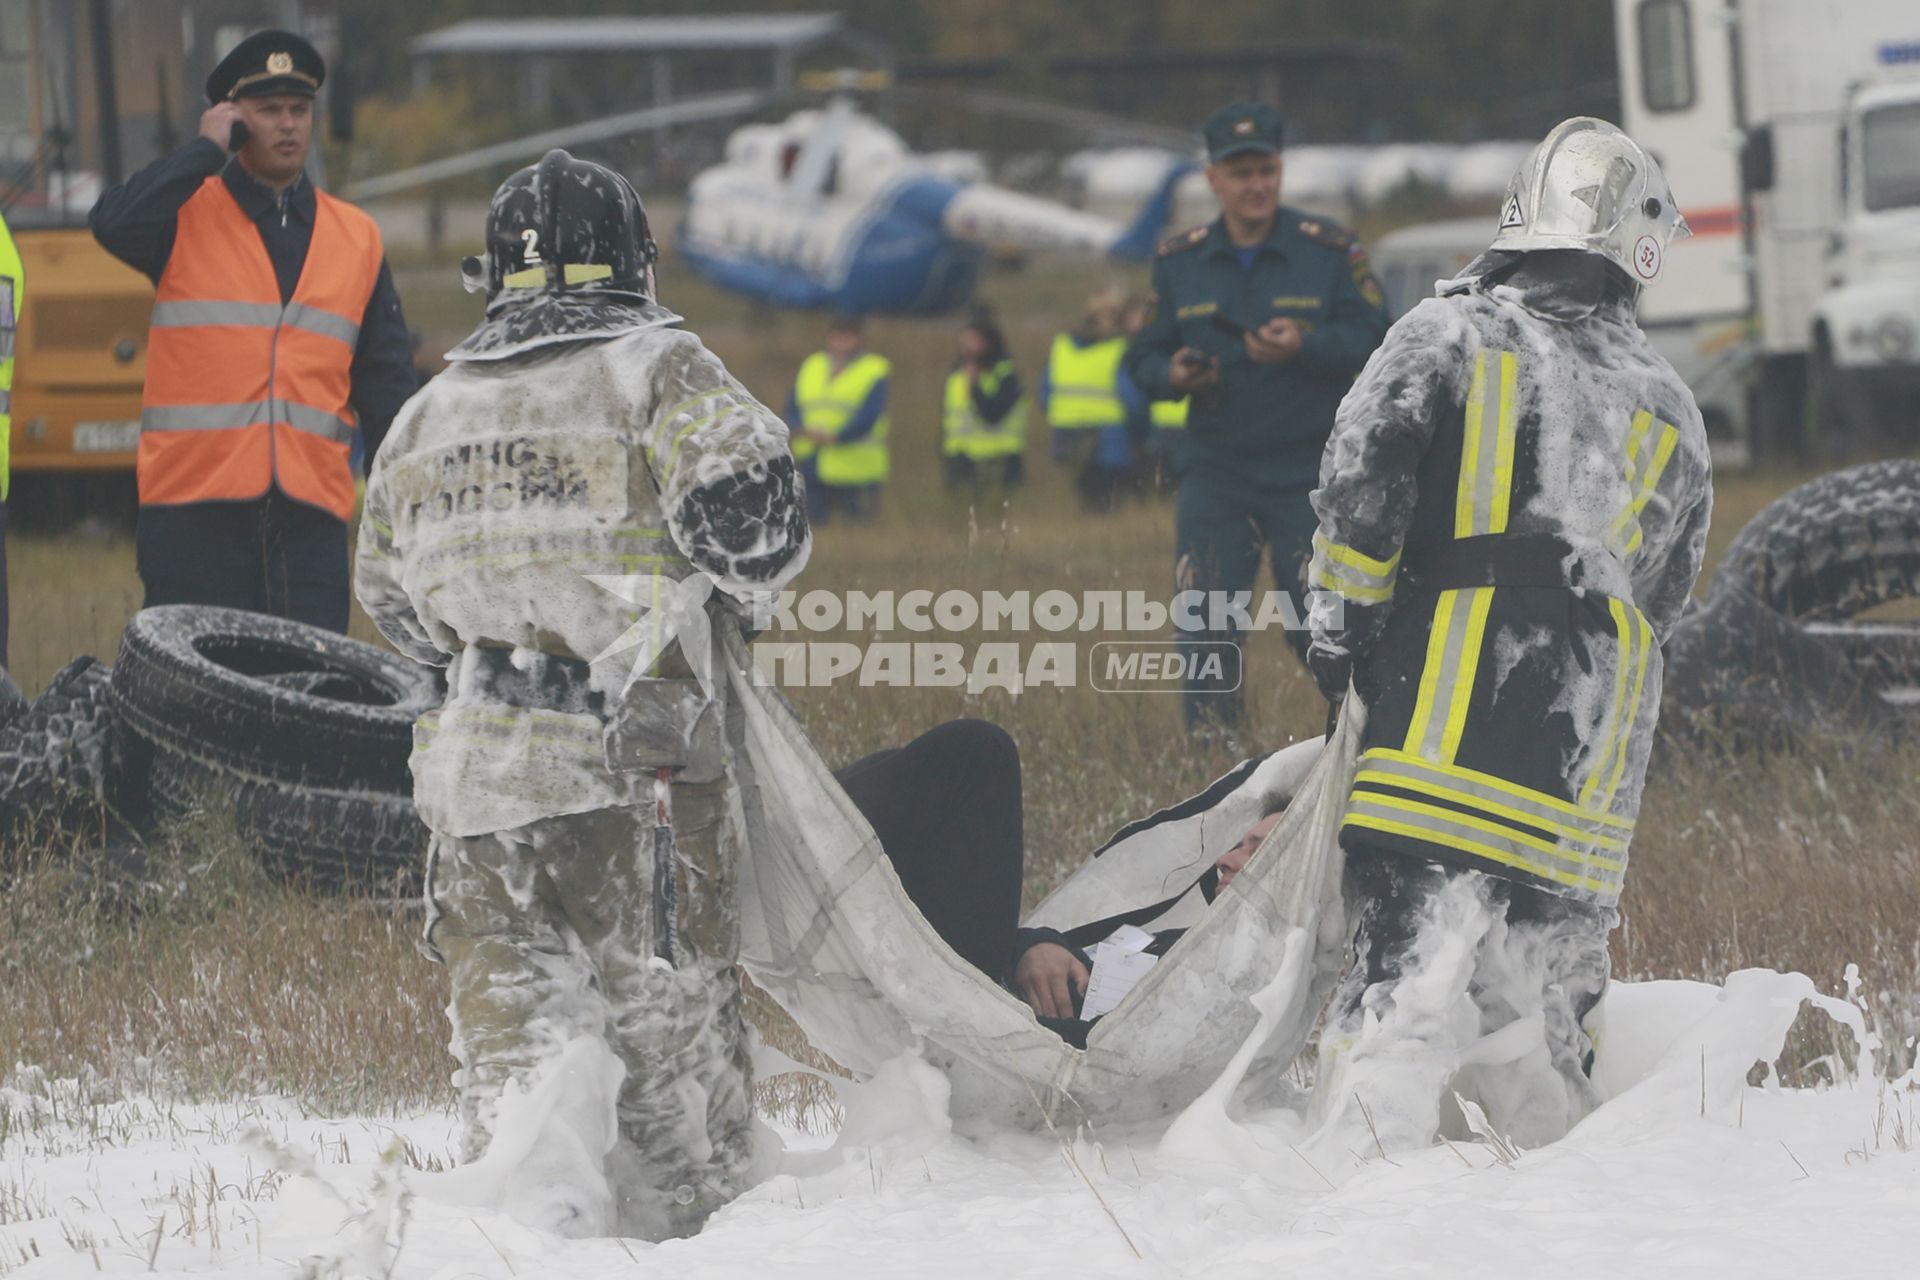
[422,780,755,1239]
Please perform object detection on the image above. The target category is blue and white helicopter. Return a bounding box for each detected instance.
[676,96,1190,315]
[349,80,1190,318]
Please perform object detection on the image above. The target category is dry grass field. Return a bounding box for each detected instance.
[4,250,1918,1113]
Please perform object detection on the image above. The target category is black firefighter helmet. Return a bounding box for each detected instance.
[449,149,669,363]
[463,149,658,302]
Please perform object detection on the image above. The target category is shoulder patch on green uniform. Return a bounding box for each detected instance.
[1343,236,1386,309]
[1294,216,1356,252]
[1158,225,1210,257]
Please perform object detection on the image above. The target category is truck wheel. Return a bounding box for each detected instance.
[1660,587,1899,751]
[0,657,118,833]
[111,606,440,792]
[1806,337,1872,458]
[1798,620,1920,691]
[1711,458,1920,622]
[149,748,426,893]
[1750,353,1808,462]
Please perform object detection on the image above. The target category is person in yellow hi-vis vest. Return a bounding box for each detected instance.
[784,314,890,523]
[1043,288,1134,511]
[941,308,1026,498]
[0,208,20,669]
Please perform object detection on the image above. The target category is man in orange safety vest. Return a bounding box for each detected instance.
[90,29,414,631]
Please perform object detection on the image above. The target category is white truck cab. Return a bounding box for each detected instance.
[1809,81,1920,425]
[1313,2,1920,466]
[1617,0,1920,460]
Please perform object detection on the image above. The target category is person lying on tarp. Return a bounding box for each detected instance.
[833,718,1288,1048]
[1007,807,1284,1030]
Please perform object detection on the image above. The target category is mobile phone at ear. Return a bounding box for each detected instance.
[227,119,250,152]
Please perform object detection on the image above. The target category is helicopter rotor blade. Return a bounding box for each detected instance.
[346,89,772,200]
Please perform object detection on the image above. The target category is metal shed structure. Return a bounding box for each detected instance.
[408,13,887,115]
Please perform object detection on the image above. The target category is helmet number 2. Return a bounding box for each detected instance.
[521,228,544,264]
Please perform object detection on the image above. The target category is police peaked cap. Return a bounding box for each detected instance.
[206,30,325,104]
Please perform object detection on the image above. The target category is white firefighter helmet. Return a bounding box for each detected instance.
[1490,117,1690,286]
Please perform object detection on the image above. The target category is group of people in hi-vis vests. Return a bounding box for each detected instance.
[782,290,1188,522]
[1042,287,1189,510]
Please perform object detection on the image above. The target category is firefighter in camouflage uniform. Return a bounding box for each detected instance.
[355,151,809,1239]
[1300,119,1712,1163]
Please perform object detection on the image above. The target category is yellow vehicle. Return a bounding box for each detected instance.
[7,227,151,475]
[0,0,342,499]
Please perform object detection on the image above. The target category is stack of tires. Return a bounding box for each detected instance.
[0,656,119,836]
[111,606,440,891]
[1664,459,1920,749]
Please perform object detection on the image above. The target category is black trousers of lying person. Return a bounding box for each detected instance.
[833,719,1026,981]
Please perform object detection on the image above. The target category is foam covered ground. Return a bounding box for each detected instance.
[2,971,1914,1280]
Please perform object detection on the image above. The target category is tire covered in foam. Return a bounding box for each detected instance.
[111,605,439,792]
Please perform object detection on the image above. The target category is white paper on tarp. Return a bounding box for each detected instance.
[1101,924,1157,952]
[1080,946,1158,1020]
[727,623,1359,1131]
[1078,924,1161,1020]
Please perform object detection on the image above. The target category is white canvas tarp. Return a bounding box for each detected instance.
[727,626,1357,1131]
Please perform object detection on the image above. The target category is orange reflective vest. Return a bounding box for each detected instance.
[140,176,382,519]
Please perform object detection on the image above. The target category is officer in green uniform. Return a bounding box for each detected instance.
[1124,103,1389,737]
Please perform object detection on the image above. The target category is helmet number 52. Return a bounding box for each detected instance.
[1633,234,1661,280]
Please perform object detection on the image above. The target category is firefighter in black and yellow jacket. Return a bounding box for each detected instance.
[1298,120,1712,1165]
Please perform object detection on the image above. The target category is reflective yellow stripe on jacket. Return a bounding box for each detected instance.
[793,350,890,486]
[1345,747,1630,900]
[1575,596,1656,812]
[942,361,1027,460]
[1309,531,1400,605]
[1402,585,1495,765]
[1455,347,1519,538]
[1610,409,1681,557]
[1045,334,1125,428]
